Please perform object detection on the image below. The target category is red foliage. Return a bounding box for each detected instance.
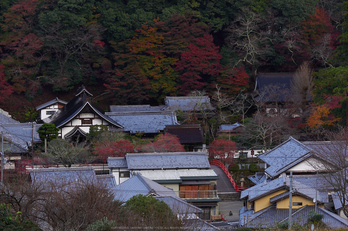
[209,139,237,163]
[325,95,343,110]
[176,34,222,94]
[301,7,335,47]
[139,134,185,153]
[93,39,105,48]
[95,140,135,162]
[0,64,13,102]
[217,66,249,96]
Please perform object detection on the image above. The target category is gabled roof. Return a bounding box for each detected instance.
[0,109,20,124]
[164,124,204,144]
[35,97,67,111]
[75,85,93,97]
[163,96,214,111]
[124,152,210,170]
[241,174,328,203]
[258,137,313,178]
[49,91,122,129]
[240,205,348,229]
[113,173,178,202]
[248,172,267,185]
[105,111,177,134]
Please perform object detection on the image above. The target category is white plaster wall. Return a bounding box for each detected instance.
[71,119,81,126]
[93,118,103,125]
[80,113,95,118]
[288,157,326,172]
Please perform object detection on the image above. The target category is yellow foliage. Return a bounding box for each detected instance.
[307,105,340,128]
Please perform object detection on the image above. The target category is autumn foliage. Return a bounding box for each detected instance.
[139,134,185,153]
[209,139,237,163]
[95,140,135,162]
[307,104,340,129]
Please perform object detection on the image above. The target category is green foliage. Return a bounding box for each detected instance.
[123,194,177,227]
[0,203,40,230]
[43,138,88,167]
[86,217,116,231]
[235,227,252,231]
[248,163,259,172]
[229,164,240,171]
[86,125,108,141]
[37,123,59,142]
[24,107,38,122]
[307,210,324,224]
[270,0,317,23]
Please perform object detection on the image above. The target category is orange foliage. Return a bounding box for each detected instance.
[307,104,340,128]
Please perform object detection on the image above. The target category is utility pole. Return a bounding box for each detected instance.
[288,171,293,230]
[1,132,3,183]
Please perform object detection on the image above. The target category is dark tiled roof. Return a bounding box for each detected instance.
[75,85,93,97]
[164,124,204,144]
[49,92,122,129]
[35,97,67,111]
[125,152,210,170]
[106,111,177,134]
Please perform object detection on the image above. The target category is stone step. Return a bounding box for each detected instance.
[218,192,241,201]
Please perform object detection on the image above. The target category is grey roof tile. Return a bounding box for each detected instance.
[258,137,312,177]
[164,96,214,111]
[155,196,202,214]
[106,111,177,134]
[0,110,20,124]
[109,105,164,112]
[35,97,67,111]
[108,157,128,168]
[113,173,178,202]
[96,174,117,188]
[219,123,243,131]
[125,152,210,170]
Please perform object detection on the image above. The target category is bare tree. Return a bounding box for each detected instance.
[310,127,348,217]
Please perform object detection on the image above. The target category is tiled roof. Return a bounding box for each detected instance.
[248,172,268,185]
[35,97,67,111]
[156,196,202,214]
[125,152,210,169]
[0,110,20,124]
[241,205,348,229]
[106,111,177,134]
[30,167,97,187]
[241,174,328,203]
[164,124,204,144]
[108,157,128,168]
[113,173,178,202]
[109,105,164,112]
[219,122,243,131]
[164,96,214,111]
[258,137,312,178]
[96,174,117,188]
[49,92,122,129]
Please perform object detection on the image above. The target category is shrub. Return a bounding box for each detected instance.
[236,227,252,231]
[249,163,259,172]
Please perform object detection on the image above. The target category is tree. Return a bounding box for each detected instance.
[0,203,40,230]
[37,123,58,142]
[176,34,222,95]
[209,139,237,164]
[0,64,13,103]
[309,127,348,217]
[306,104,340,129]
[43,139,88,167]
[94,140,134,162]
[216,65,249,97]
[123,194,180,228]
[139,134,185,153]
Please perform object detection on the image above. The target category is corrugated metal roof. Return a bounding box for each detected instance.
[125,152,210,169]
[259,137,312,177]
[132,169,218,181]
[106,111,177,134]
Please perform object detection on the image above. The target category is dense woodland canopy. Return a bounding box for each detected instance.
[0,0,348,130]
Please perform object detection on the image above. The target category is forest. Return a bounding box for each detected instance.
[0,0,347,131]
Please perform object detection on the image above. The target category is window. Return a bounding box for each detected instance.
[82,119,92,125]
[293,202,303,206]
[119,171,130,178]
[46,111,55,115]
